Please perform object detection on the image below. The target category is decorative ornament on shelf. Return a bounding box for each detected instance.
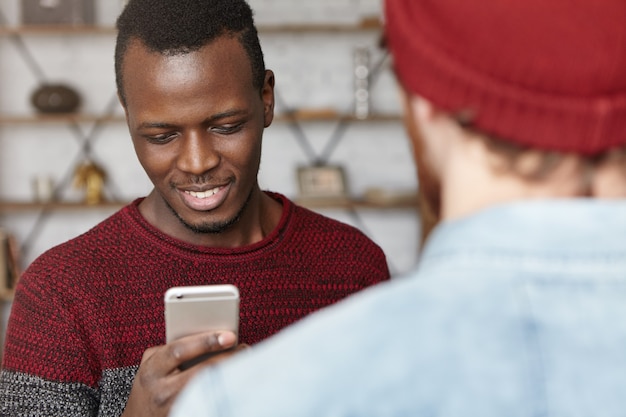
[21,0,95,26]
[353,46,371,120]
[32,174,55,202]
[30,83,81,114]
[0,227,21,299]
[72,160,106,205]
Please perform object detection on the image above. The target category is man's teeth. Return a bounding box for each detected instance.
[186,188,220,199]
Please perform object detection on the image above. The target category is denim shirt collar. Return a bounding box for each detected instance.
[421,199,626,262]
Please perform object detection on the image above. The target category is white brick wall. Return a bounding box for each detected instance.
[249,0,381,25]
[0,0,420,275]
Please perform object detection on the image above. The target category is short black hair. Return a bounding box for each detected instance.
[115,0,265,106]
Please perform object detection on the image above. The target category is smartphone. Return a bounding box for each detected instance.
[164,284,240,344]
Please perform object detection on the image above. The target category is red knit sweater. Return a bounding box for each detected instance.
[0,192,389,416]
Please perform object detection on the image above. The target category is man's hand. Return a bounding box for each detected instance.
[121,331,248,417]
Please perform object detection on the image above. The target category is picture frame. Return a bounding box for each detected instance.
[297,165,348,198]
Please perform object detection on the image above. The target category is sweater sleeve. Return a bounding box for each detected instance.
[0,263,102,416]
[0,371,100,417]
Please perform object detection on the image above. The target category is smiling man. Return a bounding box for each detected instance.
[0,1,390,416]
[121,33,279,247]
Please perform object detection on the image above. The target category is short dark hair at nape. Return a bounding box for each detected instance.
[115,0,266,106]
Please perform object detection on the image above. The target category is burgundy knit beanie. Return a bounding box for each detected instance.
[384,0,626,155]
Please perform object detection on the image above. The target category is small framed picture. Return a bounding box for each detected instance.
[297,165,348,198]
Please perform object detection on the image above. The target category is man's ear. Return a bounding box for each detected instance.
[400,93,434,144]
[410,95,437,124]
[399,91,442,245]
[400,92,438,136]
[262,70,275,127]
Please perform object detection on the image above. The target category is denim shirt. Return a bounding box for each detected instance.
[171,199,626,417]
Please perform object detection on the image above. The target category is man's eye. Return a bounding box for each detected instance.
[212,123,244,135]
[146,133,177,144]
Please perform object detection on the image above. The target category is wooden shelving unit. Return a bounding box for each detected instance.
[0,10,411,270]
[0,17,382,36]
[295,196,417,210]
[0,200,127,212]
[0,113,125,124]
[0,112,400,125]
[0,25,115,35]
[0,194,416,213]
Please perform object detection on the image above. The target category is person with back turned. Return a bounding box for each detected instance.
[170,0,626,415]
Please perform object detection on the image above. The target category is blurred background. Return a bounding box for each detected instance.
[0,0,420,313]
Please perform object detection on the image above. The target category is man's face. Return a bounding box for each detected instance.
[121,36,274,240]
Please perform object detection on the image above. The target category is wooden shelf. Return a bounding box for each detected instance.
[0,18,381,36]
[0,201,127,212]
[277,109,400,122]
[0,25,116,35]
[0,112,399,125]
[0,195,416,213]
[0,114,125,125]
[296,194,417,210]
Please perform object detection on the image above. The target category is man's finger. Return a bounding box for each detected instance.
[165,331,238,369]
